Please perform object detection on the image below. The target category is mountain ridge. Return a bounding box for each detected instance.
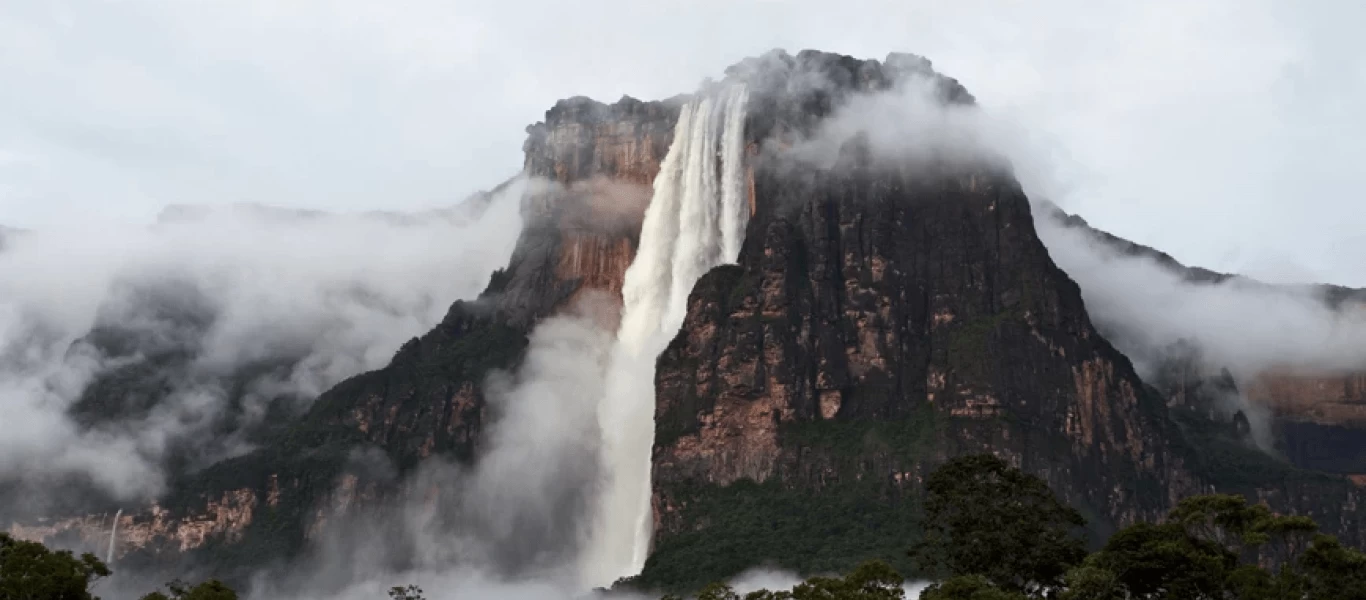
[4,49,1363,593]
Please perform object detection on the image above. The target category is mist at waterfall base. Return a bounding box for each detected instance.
[0,178,523,514]
[231,296,617,600]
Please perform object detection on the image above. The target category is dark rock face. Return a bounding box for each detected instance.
[645,83,1193,586]
[638,51,1365,589]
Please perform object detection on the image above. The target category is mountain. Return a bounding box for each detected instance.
[634,52,1363,589]
[6,49,1363,593]
[1042,205,1366,478]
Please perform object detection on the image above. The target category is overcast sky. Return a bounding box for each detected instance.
[2,0,1364,284]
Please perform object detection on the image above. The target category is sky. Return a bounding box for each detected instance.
[1,0,1364,284]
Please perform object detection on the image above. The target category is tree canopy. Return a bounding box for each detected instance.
[675,454,1366,600]
[0,532,110,600]
[909,454,1087,597]
[138,579,238,600]
[0,532,240,600]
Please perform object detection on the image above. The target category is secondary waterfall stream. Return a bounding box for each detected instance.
[583,84,750,586]
[107,508,121,563]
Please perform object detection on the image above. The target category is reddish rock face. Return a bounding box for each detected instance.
[9,488,259,558]
[1245,372,1366,427]
[1241,371,1366,475]
[523,96,681,320]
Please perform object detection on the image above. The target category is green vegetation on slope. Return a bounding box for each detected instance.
[652,455,1366,600]
[638,478,924,592]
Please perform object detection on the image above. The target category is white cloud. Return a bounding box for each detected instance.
[1,1,1362,286]
[0,179,525,502]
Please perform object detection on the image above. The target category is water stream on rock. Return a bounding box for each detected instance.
[583,84,749,586]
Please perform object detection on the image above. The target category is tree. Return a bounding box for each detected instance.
[1297,534,1366,600]
[1079,522,1233,599]
[1166,493,1318,564]
[673,561,905,600]
[692,582,741,600]
[0,532,110,600]
[909,454,1086,597]
[1056,566,1123,600]
[1067,494,1358,600]
[138,579,237,600]
[788,560,905,600]
[919,576,1029,600]
[387,585,426,600]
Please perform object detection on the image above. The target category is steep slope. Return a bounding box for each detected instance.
[632,52,1364,589]
[2,94,683,580]
[1045,207,1366,477]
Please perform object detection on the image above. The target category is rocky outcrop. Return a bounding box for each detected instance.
[648,62,1187,575]
[10,488,260,558]
[636,51,1365,589]
[1245,372,1366,474]
[491,97,683,327]
[1246,372,1366,427]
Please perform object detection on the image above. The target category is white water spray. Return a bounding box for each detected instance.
[107,509,122,563]
[583,85,749,586]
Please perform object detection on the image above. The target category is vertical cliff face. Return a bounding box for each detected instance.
[649,169,1189,504]
[643,90,1190,588]
[5,93,684,573]
[505,97,684,325]
[636,51,1364,589]
[1244,372,1366,474]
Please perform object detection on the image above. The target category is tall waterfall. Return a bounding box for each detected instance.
[583,84,750,586]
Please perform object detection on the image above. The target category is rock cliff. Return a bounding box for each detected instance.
[1045,207,1366,478]
[5,91,683,576]
[8,49,1365,591]
[634,51,1364,589]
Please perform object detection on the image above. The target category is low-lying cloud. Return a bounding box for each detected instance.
[1035,211,1366,379]
[0,176,525,508]
[230,294,617,599]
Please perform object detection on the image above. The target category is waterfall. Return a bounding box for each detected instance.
[583,84,749,586]
[107,509,122,564]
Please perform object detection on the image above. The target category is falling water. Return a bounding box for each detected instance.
[107,508,122,564]
[583,84,749,586]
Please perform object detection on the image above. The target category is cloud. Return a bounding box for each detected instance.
[1035,212,1366,378]
[229,294,618,599]
[757,53,1366,386]
[0,177,525,508]
[462,294,616,579]
[771,66,1008,173]
[2,2,1363,288]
